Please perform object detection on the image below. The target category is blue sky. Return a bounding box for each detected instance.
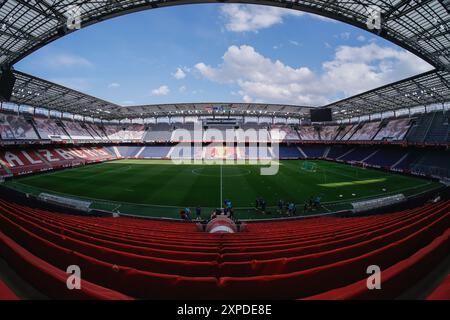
[16,3,433,107]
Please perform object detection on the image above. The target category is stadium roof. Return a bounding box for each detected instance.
[119,103,313,119]
[1,0,449,70]
[10,69,450,121]
[10,71,313,120]
[327,69,450,119]
[11,70,123,118]
[1,0,450,121]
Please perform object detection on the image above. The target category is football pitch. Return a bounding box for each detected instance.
[6,159,442,220]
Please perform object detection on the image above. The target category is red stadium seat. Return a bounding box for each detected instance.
[0,197,448,299]
[427,274,450,300]
[0,279,19,300]
[0,231,131,300]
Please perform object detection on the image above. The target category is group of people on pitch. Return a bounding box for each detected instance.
[180,199,234,221]
[277,200,297,216]
[303,196,322,213]
[255,197,297,216]
[180,195,323,221]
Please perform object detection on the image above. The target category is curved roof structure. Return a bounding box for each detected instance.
[1,0,449,70]
[10,71,312,120]
[1,0,450,121]
[327,69,450,119]
[10,69,450,121]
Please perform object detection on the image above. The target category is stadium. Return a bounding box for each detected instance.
[0,0,449,302]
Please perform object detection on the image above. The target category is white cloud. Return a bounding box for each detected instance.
[320,43,433,97]
[173,68,186,80]
[220,4,334,33]
[108,82,120,88]
[289,40,300,46]
[195,43,433,106]
[46,53,93,68]
[336,32,351,40]
[220,4,304,32]
[151,85,170,96]
[357,35,366,42]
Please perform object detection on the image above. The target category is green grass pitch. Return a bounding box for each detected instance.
[6,159,442,220]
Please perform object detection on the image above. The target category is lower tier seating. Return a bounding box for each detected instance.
[427,274,450,300]
[0,198,448,299]
[0,279,19,300]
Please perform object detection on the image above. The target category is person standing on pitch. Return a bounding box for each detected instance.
[278,200,284,214]
[196,206,202,220]
[185,207,192,221]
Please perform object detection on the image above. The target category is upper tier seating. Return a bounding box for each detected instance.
[425,111,449,144]
[171,123,196,142]
[144,124,172,142]
[336,125,355,140]
[270,125,300,142]
[297,126,319,140]
[61,121,94,140]
[103,125,124,141]
[33,118,68,140]
[1,111,449,145]
[0,197,448,299]
[406,113,435,143]
[121,125,146,141]
[0,114,38,140]
[240,123,268,131]
[350,121,381,141]
[374,119,411,141]
[103,125,145,142]
[320,126,339,141]
[85,124,108,141]
[344,125,362,140]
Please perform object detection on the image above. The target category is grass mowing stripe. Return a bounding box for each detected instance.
[5,159,443,220]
